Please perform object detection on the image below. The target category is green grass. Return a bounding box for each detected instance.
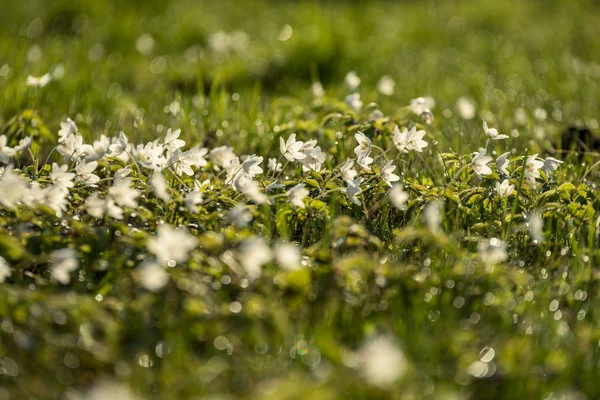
[1,0,600,399]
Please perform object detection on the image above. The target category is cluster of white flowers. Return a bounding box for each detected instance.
[0,74,569,288]
[469,120,562,184]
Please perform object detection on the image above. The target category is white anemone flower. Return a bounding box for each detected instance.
[147,224,197,264]
[340,159,358,183]
[185,190,204,213]
[51,248,79,285]
[483,120,508,140]
[0,135,16,164]
[541,157,563,176]
[471,148,493,178]
[287,184,309,209]
[108,176,140,208]
[354,132,371,159]
[26,73,51,88]
[58,118,78,143]
[163,128,185,153]
[377,75,395,96]
[393,126,428,153]
[238,237,273,281]
[274,242,302,271]
[380,160,400,187]
[478,238,508,265]
[495,179,515,197]
[345,93,363,112]
[137,260,169,292]
[150,172,170,202]
[496,152,510,176]
[344,71,361,90]
[50,163,75,190]
[76,160,100,186]
[346,178,363,206]
[280,134,306,162]
[389,184,409,210]
[356,336,408,388]
[525,154,544,183]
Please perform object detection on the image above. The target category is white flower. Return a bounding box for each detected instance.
[163,128,185,153]
[280,134,306,162]
[225,157,242,184]
[14,136,33,153]
[235,175,268,204]
[346,178,363,206]
[345,93,363,112]
[0,256,11,283]
[209,146,236,168]
[0,135,16,164]
[393,126,428,153]
[26,73,51,88]
[389,184,409,210]
[344,71,361,90]
[85,193,107,218]
[287,184,309,209]
[356,336,408,388]
[495,179,515,197]
[0,165,28,208]
[182,146,208,168]
[274,242,302,271]
[267,158,283,172]
[354,132,371,159]
[147,224,196,264]
[377,75,395,96]
[133,141,166,170]
[478,238,508,265]
[87,135,111,160]
[380,160,400,187]
[58,118,78,143]
[300,146,326,172]
[57,134,94,162]
[528,211,544,244]
[456,97,476,120]
[525,154,544,183]
[242,155,264,178]
[340,159,358,183]
[424,200,442,232]
[483,120,508,140]
[409,97,434,115]
[496,152,510,176]
[76,160,100,186]
[311,82,325,97]
[357,154,374,171]
[185,190,204,213]
[50,163,75,190]
[51,248,79,285]
[227,205,252,227]
[541,157,563,176]
[151,172,170,202]
[108,132,129,156]
[137,260,169,292]
[45,186,70,216]
[105,197,124,220]
[108,177,139,208]
[471,148,493,178]
[238,238,272,281]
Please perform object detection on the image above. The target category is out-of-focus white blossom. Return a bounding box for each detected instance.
[147,224,196,264]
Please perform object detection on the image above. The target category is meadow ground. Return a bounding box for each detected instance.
[1,0,600,398]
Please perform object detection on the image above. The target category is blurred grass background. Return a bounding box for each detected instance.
[1,0,599,147]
